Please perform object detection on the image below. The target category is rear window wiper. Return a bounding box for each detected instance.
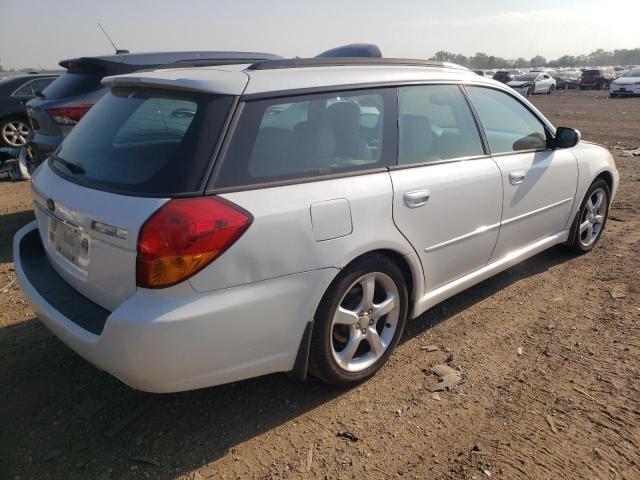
[53,156,85,175]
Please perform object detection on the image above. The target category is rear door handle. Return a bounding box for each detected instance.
[404,190,430,208]
[509,171,527,185]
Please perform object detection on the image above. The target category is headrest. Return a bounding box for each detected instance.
[399,114,433,163]
[253,127,292,153]
[292,121,335,159]
[326,101,361,134]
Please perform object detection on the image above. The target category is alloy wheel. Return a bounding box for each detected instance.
[1,120,30,147]
[579,188,607,248]
[330,272,400,372]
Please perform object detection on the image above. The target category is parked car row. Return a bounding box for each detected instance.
[485,65,639,97]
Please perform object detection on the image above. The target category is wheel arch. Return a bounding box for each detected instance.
[0,112,30,123]
[594,170,613,193]
[291,247,424,381]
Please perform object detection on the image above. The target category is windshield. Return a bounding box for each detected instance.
[622,70,640,77]
[514,74,538,81]
[51,88,234,196]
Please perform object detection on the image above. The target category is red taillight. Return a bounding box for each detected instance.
[136,197,252,288]
[47,104,93,125]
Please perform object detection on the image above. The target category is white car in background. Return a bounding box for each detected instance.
[508,72,556,96]
[610,69,640,97]
[14,56,618,393]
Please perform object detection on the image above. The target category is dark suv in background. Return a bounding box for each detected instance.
[27,51,282,166]
[579,68,615,90]
[492,70,515,84]
[0,74,58,148]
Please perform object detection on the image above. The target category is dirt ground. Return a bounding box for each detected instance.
[0,90,638,480]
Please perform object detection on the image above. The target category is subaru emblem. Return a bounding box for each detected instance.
[46,199,55,212]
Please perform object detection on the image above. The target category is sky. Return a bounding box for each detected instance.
[1,0,639,70]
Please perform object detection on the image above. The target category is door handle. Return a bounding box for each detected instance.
[509,171,527,185]
[404,190,430,208]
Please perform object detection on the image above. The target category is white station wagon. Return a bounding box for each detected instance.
[14,57,618,392]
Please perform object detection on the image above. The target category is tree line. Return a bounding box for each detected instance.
[430,48,640,69]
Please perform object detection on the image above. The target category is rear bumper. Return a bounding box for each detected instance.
[28,132,62,164]
[14,222,336,392]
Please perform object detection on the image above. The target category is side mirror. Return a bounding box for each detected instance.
[553,127,581,149]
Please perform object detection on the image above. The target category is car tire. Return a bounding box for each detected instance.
[526,86,533,96]
[566,179,610,254]
[564,83,570,90]
[610,93,618,98]
[308,254,409,386]
[0,116,30,148]
[548,85,555,95]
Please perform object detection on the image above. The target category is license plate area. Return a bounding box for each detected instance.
[49,217,90,269]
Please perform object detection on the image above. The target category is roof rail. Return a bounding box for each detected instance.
[248,57,468,71]
[160,56,281,69]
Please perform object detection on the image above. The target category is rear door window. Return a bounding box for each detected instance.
[398,84,485,164]
[51,88,234,196]
[213,88,395,188]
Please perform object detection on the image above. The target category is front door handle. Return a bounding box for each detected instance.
[509,171,527,185]
[404,190,430,208]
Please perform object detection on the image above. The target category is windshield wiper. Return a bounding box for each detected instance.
[53,156,85,175]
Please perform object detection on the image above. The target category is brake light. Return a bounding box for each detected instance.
[47,104,93,125]
[136,197,252,288]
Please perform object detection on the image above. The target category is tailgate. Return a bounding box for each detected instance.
[31,163,166,311]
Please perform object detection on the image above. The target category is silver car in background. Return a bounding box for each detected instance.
[507,72,557,96]
[14,58,618,392]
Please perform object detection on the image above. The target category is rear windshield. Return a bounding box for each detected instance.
[51,88,234,196]
[583,70,600,76]
[41,73,106,99]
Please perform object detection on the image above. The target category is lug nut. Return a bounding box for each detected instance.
[361,329,367,334]
[369,319,374,325]
[368,309,373,314]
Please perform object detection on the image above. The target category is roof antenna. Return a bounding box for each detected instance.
[97,22,129,54]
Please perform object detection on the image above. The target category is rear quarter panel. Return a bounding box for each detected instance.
[188,173,423,297]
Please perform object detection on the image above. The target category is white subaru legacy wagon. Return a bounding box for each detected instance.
[14,57,618,393]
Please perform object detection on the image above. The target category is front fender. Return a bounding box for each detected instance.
[565,141,619,229]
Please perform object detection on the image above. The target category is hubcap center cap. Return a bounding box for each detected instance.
[358,312,373,331]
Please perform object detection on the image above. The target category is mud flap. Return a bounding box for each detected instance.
[290,321,313,381]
